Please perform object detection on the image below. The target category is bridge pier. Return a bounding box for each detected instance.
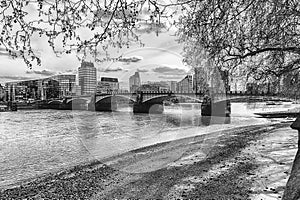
[133,102,164,114]
[94,101,118,112]
[132,91,165,114]
[201,96,231,117]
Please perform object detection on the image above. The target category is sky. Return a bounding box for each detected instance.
[0,2,193,90]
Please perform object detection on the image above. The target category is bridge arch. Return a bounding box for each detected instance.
[48,100,63,104]
[95,95,135,104]
[142,94,202,104]
[66,98,89,104]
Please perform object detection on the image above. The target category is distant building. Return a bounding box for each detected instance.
[97,77,119,93]
[71,85,82,96]
[169,81,177,92]
[177,75,193,93]
[78,61,97,95]
[40,78,60,100]
[129,71,141,92]
[0,84,5,101]
[193,67,209,93]
[142,81,170,92]
[5,78,61,101]
[6,80,41,101]
[139,84,160,92]
[51,74,76,97]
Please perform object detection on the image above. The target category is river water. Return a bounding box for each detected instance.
[0,102,298,189]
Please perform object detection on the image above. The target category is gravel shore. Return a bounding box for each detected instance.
[0,122,295,199]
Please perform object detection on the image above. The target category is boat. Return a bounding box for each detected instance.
[266,101,282,105]
[255,108,300,118]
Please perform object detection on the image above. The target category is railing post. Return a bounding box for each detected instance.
[283,116,300,200]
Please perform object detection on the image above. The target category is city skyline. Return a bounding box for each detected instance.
[0,30,191,89]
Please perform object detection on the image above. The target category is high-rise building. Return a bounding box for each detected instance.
[78,62,97,95]
[129,71,141,92]
[97,77,119,93]
[177,75,193,93]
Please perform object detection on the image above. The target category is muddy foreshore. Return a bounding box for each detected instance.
[0,122,294,200]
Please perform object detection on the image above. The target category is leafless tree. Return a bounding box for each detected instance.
[2,0,300,79]
[0,0,183,68]
[177,0,300,82]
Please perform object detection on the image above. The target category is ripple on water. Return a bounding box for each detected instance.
[0,103,297,188]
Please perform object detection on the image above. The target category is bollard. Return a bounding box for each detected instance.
[283,116,300,200]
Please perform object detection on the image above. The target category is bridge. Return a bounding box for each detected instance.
[50,91,289,114]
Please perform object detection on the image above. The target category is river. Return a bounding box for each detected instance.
[0,102,298,189]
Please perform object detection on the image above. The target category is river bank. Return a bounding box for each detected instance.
[0,121,296,199]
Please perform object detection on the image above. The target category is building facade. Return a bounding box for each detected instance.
[129,71,141,92]
[0,84,5,101]
[97,77,119,93]
[78,61,97,95]
[177,75,193,93]
[169,81,177,92]
[51,74,76,97]
[139,84,160,92]
[4,74,76,101]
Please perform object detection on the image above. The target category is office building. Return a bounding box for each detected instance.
[177,75,193,93]
[78,61,97,95]
[142,81,170,92]
[97,77,119,93]
[5,78,61,101]
[51,74,76,97]
[169,81,177,92]
[139,84,160,92]
[129,71,141,92]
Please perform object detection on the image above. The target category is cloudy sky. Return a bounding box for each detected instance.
[0,4,192,89]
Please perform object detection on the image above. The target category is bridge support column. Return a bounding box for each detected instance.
[133,102,164,114]
[133,91,164,114]
[283,117,300,200]
[201,97,231,117]
[94,101,117,112]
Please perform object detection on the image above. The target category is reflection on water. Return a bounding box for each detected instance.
[0,102,298,189]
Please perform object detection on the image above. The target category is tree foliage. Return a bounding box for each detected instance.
[0,0,181,68]
[177,0,300,80]
[1,0,300,83]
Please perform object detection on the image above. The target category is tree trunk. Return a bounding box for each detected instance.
[283,117,300,200]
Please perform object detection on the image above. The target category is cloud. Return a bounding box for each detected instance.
[137,69,148,72]
[118,56,143,63]
[63,69,77,74]
[26,69,56,76]
[98,66,123,73]
[134,22,168,35]
[158,75,185,80]
[0,75,33,81]
[153,65,187,75]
